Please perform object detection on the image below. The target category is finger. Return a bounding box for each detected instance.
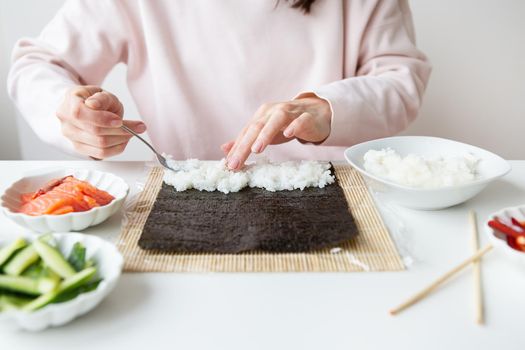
[85,91,123,116]
[123,120,147,133]
[226,103,273,160]
[72,140,129,160]
[226,125,249,159]
[284,112,329,142]
[227,120,266,170]
[251,110,294,154]
[72,120,147,136]
[63,102,123,128]
[70,86,103,100]
[221,141,235,155]
[62,123,132,148]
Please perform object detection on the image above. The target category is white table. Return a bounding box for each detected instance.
[1,161,524,350]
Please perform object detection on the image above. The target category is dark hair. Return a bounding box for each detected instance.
[286,0,317,13]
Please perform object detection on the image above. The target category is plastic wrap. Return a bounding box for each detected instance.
[372,193,416,268]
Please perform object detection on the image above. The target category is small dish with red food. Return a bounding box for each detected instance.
[1,169,129,233]
[486,205,525,264]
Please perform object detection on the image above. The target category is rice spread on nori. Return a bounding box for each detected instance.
[163,158,335,193]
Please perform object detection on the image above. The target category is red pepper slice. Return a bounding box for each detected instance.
[489,218,525,252]
[507,236,525,252]
[511,217,525,231]
[488,218,525,239]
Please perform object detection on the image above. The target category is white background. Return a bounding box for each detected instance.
[0,0,524,160]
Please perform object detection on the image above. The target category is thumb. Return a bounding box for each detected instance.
[85,91,123,117]
[284,112,329,143]
[72,85,103,100]
[123,120,147,134]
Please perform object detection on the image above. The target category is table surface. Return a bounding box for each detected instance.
[1,160,524,350]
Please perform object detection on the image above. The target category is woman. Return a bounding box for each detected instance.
[7,0,430,170]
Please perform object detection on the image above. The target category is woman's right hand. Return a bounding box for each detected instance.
[56,85,147,159]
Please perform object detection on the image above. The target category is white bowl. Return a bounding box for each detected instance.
[344,136,511,210]
[0,232,123,331]
[485,205,525,266]
[1,168,129,233]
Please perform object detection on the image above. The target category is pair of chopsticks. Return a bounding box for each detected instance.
[390,211,491,324]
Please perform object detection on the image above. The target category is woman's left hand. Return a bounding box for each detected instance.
[222,95,332,170]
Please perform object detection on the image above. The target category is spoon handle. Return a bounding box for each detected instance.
[121,124,158,155]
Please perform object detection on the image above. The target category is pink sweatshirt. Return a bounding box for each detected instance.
[7,0,431,161]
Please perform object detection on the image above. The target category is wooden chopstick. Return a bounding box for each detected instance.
[390,244,493,316]
[469,210,484,324]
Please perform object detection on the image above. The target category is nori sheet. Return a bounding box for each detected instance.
[138,170,358,253]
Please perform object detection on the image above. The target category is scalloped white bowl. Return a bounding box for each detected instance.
[485,205,525,266]
[345,136,511,210]
[0,233,123,331]
[1,168,129,233]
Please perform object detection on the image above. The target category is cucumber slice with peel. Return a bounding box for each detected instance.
[22,267,97,311]
[38,234,55,245]
[67,242,87,272]
[33,240,75,278]
[61,267,97,293]
[0,275,57,295]
[0,294,32,311]
[3,245,39,276]
[37,277,60,294]
[22,289,60,312]
[21,261,44,278]
[0,275,39,295]
[0,238,28,268]
[53,279,101,304]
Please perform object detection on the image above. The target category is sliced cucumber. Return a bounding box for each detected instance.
[33,240,75,278]
[0,275,41,295]
[53,280,101,304]
[38,234,55,245]
[84,259,95,269]
[0,274,58,296]
[21,267,97,311]
[61,267,97,293]
[22,289,60,312]
[0,294,32,311]
[41,264,61,281]
[0,238,28,268]
[67,242,86,272]
[3,245,39,276]
[37,277,60,294]
[21,261,44,278]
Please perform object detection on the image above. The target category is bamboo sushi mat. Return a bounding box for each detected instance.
[117,165,405,272]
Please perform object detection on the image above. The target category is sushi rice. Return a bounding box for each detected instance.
[163,157,335,194]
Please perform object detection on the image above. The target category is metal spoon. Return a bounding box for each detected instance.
[120,124,176,171]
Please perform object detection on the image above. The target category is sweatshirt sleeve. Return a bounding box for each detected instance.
[7,0,129,155]
[302,0,431,147]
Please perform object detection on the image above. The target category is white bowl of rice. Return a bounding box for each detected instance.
[344,136,510,210]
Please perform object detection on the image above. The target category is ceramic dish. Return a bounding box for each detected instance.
[1,168,129,233]
[0,233,123,331]
[344,136,511,210]
[485,205,525,266]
